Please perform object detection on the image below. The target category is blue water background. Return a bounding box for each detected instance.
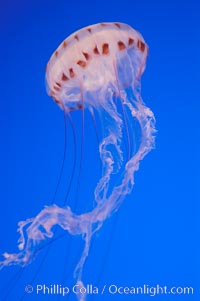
[0,0,199,300]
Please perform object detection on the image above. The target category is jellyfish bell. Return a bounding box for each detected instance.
[0,22,156,301]
[45,22,148,112]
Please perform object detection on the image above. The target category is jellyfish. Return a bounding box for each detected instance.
[0,22,156,300]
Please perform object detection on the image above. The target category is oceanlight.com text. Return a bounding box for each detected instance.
[24,283,194,297]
